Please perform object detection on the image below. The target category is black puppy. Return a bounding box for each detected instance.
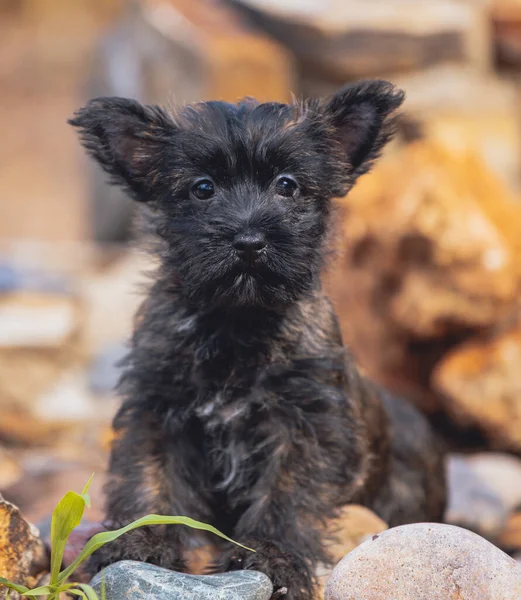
[70,81,446,599]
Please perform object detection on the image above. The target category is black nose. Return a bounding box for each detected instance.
[233,231,267,262]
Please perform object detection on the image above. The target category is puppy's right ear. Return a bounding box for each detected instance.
[323,80,404,183]
[69,97,177,201]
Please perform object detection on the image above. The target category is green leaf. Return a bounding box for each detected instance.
[60,514,254,582]
[66,590,88,599]
[80,473,95,509]
[0,579,56,597]
[67,583,100,600]
[19,585,56,597]
[0,578,30,594]
[100,575,106,600]
[50,490,88,584]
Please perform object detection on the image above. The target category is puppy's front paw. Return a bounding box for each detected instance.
[216,540,314,600]
[83,526,186,579]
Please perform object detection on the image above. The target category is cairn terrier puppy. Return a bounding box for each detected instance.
[70,80,445,599]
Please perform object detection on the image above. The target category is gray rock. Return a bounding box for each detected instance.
[465,453,521,512]
[446,454,508,539]
[0,262,72,294]
[90,560,273,600]
[231,0,489,80]
[325,523,521,600]
[88,341,127,394]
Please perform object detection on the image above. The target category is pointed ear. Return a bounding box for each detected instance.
[324,80,405,181]
[69,97,177,201]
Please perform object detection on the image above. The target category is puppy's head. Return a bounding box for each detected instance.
[70,81,403,308]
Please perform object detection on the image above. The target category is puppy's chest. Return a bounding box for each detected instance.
[191,339,276,431]
[195,391,248,432]
[193,363,261,431]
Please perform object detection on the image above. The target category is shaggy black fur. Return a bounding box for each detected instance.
[70,80,446,599]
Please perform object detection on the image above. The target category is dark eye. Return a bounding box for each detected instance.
[192,179,215,200]
[275,176,298,197]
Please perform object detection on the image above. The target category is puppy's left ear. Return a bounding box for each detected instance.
[324,80,405,181]
[69,97,177,202]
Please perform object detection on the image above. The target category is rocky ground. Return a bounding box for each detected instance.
[0,248,145,526]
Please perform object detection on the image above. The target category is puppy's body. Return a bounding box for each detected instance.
[70,82,446,599]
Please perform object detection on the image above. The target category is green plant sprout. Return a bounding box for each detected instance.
[0,474,253,600]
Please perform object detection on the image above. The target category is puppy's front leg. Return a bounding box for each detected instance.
[219,537,314,600]
[86,410,213,578]
[217,363,366,600]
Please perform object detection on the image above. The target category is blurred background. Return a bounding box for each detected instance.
[2,0,521,558]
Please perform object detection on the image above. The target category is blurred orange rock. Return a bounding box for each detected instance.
[498,511,521,551]
[324,504,388,562]
[0,291,87,446]
[327,139,521,411]
[0,449,22,490]
[99,426,116,453]
[0,495,48,599]
[492,0,521,67]
[433,327,521,452]
[391,67,521,189]
[0,413,62,447]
